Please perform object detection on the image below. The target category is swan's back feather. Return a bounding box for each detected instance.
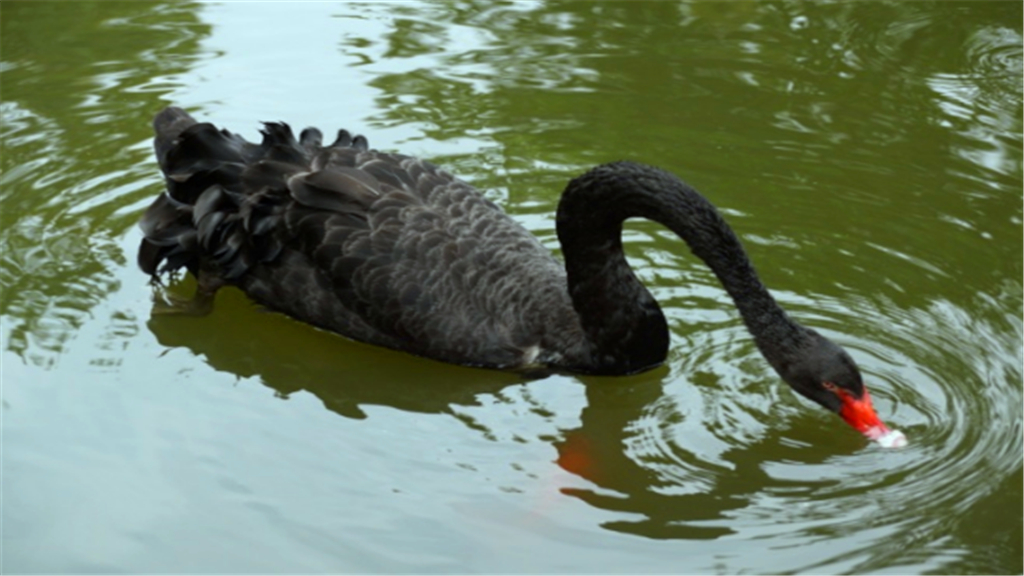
[140,107,588,369]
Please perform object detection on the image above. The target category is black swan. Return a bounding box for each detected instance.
[139,107,905,447]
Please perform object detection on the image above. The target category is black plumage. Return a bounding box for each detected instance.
[138,107,867,403]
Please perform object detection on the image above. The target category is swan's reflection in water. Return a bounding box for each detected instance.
[147,284,818,542]
[148,273,1021,572]
[144,282,1021,576]
[147,308,515,420]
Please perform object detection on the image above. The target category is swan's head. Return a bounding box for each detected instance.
[779,331,906,448]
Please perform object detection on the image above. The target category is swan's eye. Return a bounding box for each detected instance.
[822,381,839,393]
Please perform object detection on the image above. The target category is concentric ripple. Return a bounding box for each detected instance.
[585,273,1022,570]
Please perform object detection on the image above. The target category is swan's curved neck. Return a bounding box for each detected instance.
[556,162,809,375]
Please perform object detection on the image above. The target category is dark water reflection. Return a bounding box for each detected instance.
[3,1,1021,573]
[146,280,523,419]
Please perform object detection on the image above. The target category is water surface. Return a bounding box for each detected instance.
[2,2,1021,574]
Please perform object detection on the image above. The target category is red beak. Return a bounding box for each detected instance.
[835,387,907,448]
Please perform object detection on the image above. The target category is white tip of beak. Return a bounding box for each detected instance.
[871,428,908,448]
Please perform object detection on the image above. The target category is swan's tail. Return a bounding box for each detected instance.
[137,107,305,280]
[153,106,199,170]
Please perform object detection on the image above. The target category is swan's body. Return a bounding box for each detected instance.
[140,107,904,444]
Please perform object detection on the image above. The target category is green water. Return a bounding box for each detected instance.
[2,2,1021,573]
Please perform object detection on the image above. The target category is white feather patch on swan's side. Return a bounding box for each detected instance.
[522,345,541,365]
